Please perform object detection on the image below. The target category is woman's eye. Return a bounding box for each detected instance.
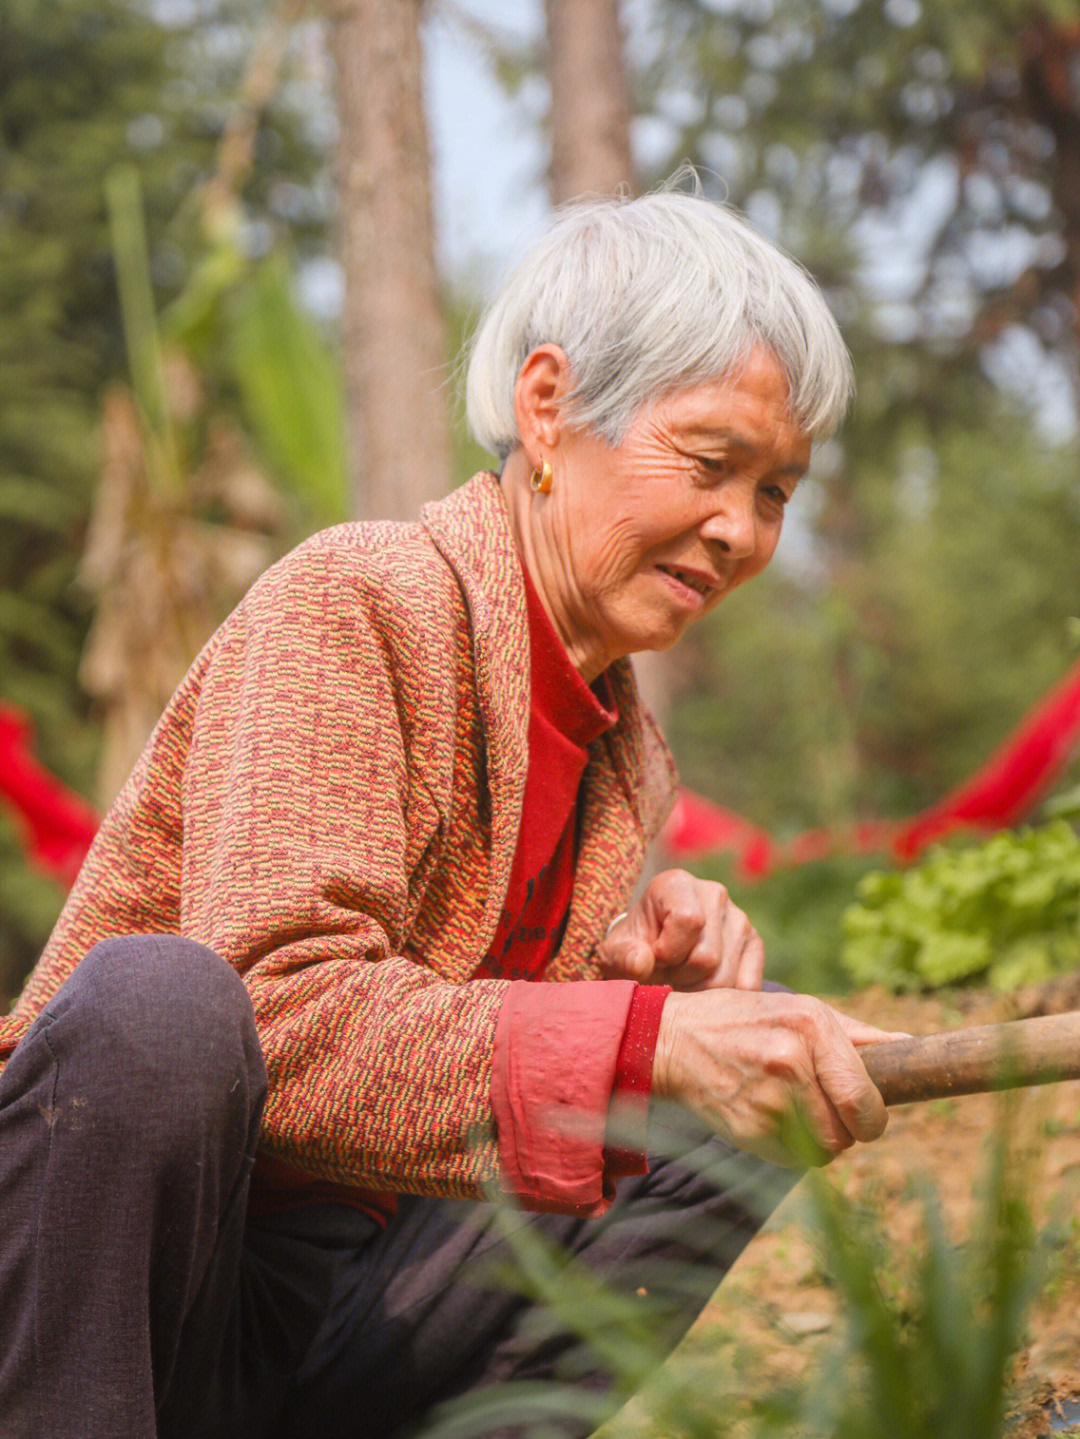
[697,455,727,474]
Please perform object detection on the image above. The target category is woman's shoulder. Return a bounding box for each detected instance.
[237,475,510,635]
[244,514,462,629]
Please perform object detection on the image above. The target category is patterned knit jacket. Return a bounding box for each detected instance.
[0,473,677,1201]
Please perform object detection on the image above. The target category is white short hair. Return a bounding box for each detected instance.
[465,179,854,459]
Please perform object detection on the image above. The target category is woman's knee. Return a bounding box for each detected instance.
[38,934,267,1156]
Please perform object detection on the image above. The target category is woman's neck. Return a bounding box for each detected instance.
[499,451,610,683]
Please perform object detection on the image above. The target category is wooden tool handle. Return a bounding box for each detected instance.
[861,1010,1080,1106]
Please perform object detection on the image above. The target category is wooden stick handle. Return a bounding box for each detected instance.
[861,1011,1080,1106]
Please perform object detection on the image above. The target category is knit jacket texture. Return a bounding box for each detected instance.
[0,473,677,1200]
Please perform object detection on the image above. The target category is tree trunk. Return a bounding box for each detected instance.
[329,0,452,521]
[544,0,633,205]
[1018,14,1080,415]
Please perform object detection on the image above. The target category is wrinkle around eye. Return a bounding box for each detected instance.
[688,456,731,485]
[697,453,729,472]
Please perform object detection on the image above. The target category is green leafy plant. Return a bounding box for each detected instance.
[840,821,1080,992]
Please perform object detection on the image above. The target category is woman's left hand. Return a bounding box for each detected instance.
[597,869,764,991]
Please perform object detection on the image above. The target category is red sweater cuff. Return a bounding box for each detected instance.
[605,984,669,1177]
[491,978,638,1215]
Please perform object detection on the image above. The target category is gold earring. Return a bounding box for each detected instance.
[529,459,553,494]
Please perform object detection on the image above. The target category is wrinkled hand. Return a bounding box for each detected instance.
[598,869,763,991]
[653,988,905,1167]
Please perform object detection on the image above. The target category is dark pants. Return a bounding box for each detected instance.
[0,937,797,1439]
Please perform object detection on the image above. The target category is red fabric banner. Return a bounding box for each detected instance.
[663,656,1080,879]
[890,656,1080,861]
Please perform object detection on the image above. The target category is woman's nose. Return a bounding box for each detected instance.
[700,492,758,558]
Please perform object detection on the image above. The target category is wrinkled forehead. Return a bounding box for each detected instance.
[647,350,811,454]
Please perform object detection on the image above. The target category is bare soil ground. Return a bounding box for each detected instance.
[608,979,1080,1437]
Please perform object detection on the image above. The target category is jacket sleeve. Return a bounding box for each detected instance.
[180,546,507,1200]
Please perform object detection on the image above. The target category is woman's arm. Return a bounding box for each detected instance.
[181,542,507,1199]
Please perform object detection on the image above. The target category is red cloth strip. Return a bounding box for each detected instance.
[0,704,99,886]
[663,657,1080,876]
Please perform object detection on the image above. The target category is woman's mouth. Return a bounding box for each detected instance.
[656,564,716,606]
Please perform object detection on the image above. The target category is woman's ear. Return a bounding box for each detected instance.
[512,345,574,462]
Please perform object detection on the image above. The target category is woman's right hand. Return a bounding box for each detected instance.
[652,989,901,1167]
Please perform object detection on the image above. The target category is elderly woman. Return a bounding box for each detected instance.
[0,186,895,1438]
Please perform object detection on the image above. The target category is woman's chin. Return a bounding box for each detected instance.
[624,621,690,660]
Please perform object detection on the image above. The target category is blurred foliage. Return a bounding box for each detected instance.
[76,166,337,808]
[841,818,1080,991]
[638,0,1080,374]
[445,293,500,490]
[0,809,67,1001]
[748,1128,1048,1439]
[165,226,349,531]
[643,0,1080,839]
[418,1122,1051,1439]
[0,0,329,981]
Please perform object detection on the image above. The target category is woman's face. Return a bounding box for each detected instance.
[514,346,812,681]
